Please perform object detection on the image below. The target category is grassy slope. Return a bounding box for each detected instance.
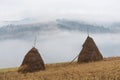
[0,57,120,80]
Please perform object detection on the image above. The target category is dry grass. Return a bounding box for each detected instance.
[0,57,120,80]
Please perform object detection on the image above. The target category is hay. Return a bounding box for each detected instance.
[77,36,103,63]
[18,47,45,73]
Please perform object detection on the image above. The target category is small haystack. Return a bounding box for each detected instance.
[77,36,103,63]
[18,47,45,73]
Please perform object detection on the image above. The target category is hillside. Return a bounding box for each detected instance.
[0,57,120,80]
[0,19,113,40]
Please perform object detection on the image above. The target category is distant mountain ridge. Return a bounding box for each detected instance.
[56,19,112,33]
[0,19,118,40]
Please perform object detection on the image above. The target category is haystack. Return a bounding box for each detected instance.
[77,36,103,63]
[18,47,45,73]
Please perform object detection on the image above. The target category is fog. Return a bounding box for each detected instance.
[0,30,120,68]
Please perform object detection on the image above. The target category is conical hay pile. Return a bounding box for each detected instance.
[78,36,103,63]
[18,47,45,73]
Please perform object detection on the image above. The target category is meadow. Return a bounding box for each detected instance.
[0,57,120,80]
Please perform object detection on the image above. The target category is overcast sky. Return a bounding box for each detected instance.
[0,0,120,24]
[1,0,120,68]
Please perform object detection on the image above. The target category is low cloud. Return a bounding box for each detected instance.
[0,30,120,68]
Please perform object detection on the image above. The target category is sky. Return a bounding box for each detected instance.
[0,0,120,24]
[0,0,120,68]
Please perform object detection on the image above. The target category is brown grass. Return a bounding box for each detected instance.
[0,57,120,80]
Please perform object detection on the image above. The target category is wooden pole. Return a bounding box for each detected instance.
[34,36,37,47]
[69,54,79,64]
[87,27,89,36]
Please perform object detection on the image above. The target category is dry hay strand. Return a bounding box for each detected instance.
[78,36,103,63]
[18,47,45,73]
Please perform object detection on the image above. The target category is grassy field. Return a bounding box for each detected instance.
[0,57,120,80]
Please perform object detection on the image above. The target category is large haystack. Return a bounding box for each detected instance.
[18,47,45,73]
[77,36,103,63]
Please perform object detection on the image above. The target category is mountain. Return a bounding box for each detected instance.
[0,19,115,40]
[109,22,120,32]
[1,18,39,26]
[56,19,111,33]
